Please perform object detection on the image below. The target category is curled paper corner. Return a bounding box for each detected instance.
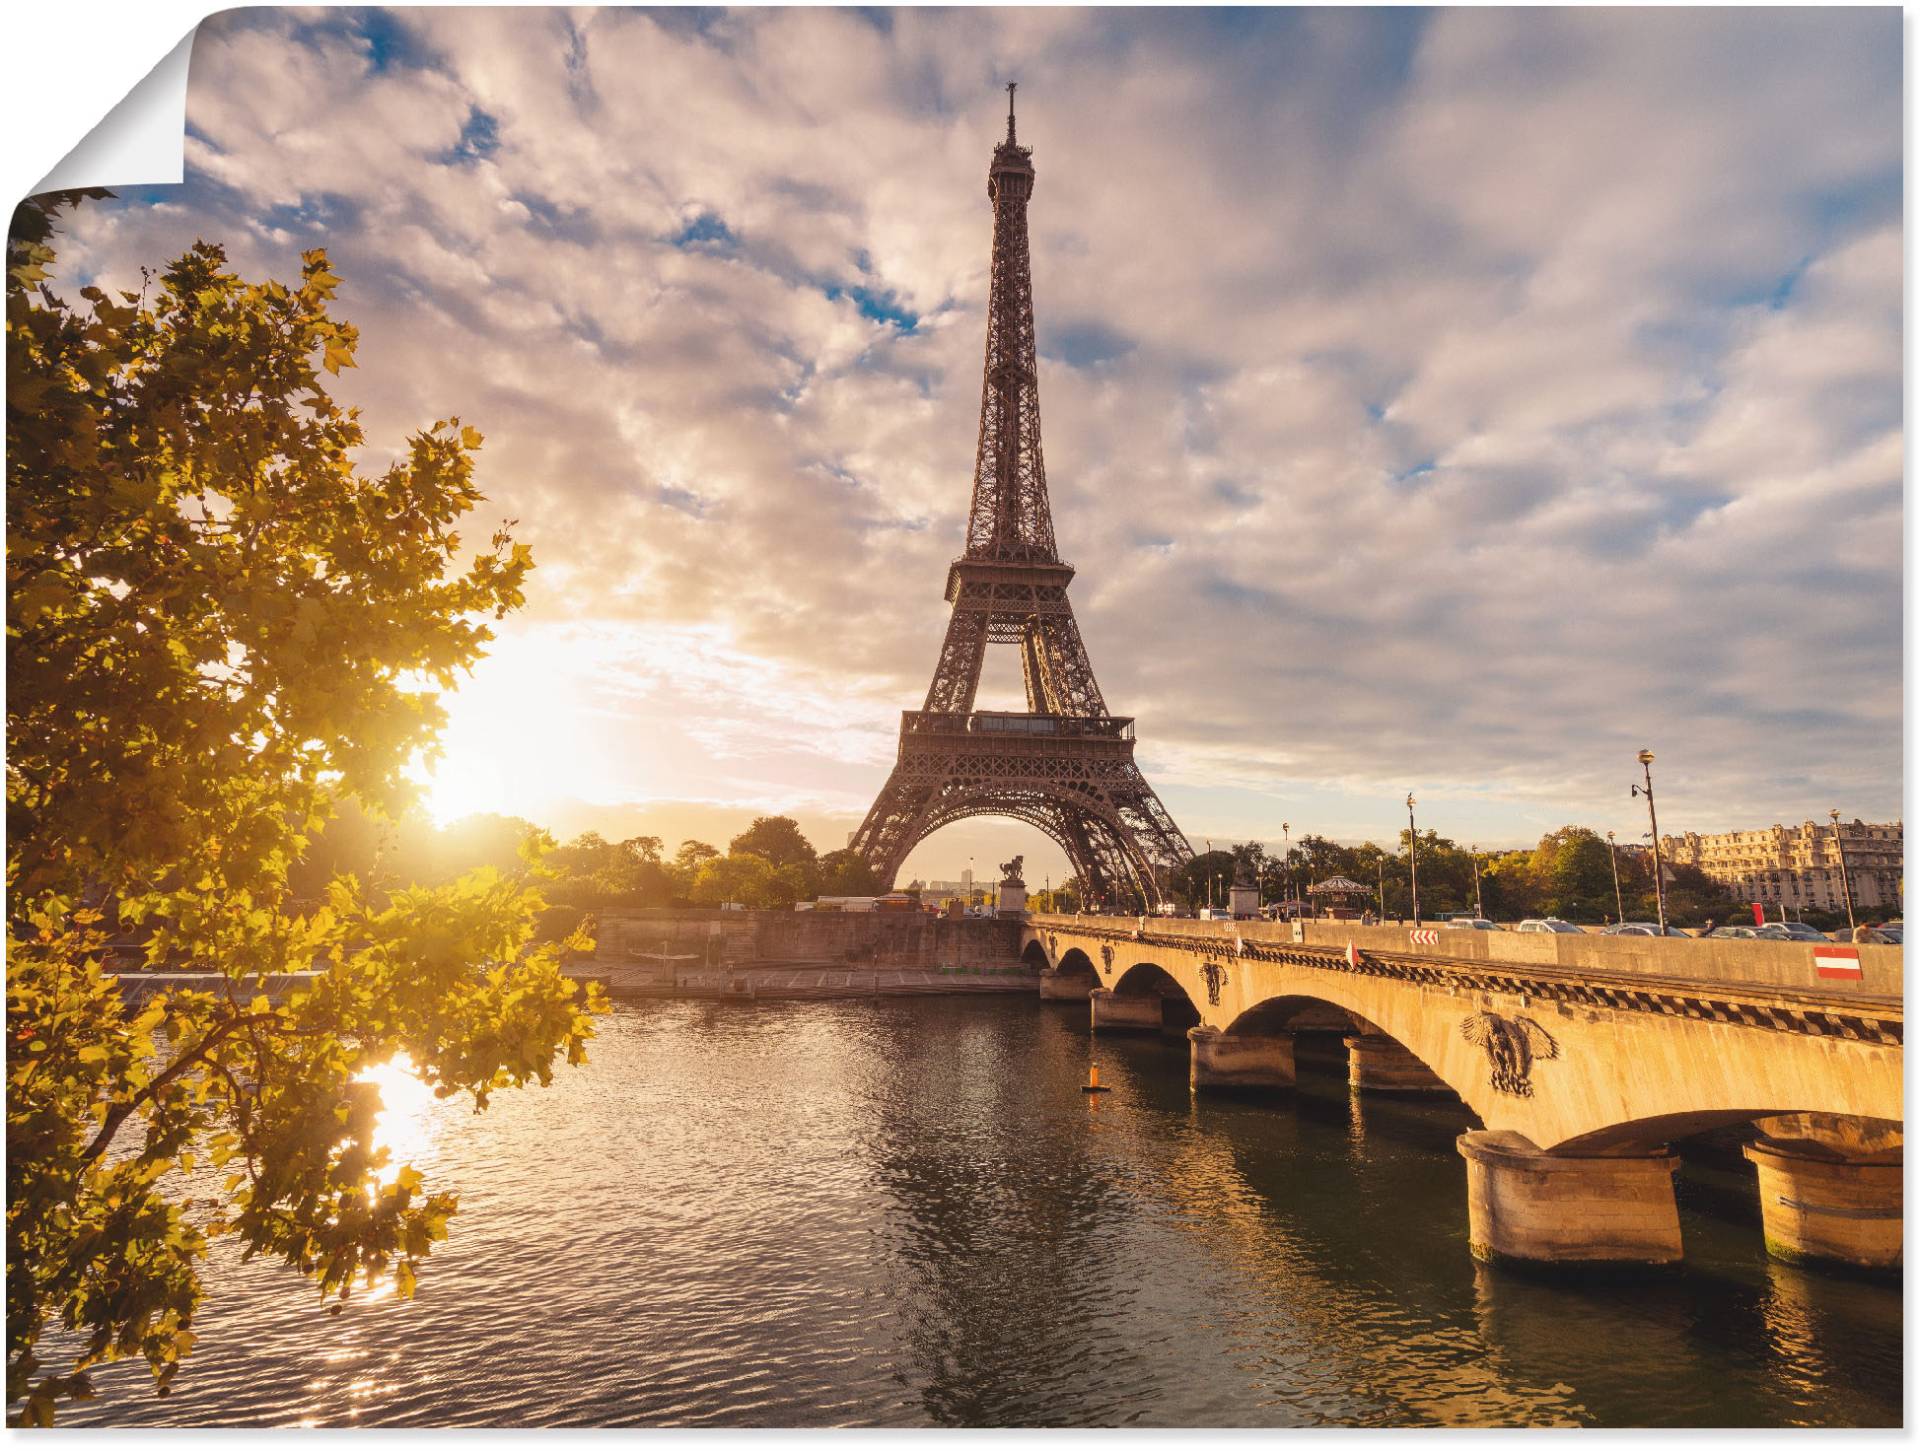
[34,27,197,194]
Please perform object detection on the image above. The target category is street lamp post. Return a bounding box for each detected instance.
[1829,809,1858,937]
[1606,830,1624,925]
[1281,821,1291,920]
[1406,792,1421,926]
[1377,853,1386,922]
[1631,751,1667,934]
[1471,844,1484,920]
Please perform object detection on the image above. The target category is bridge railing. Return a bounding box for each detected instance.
[1028,913,1903,1003]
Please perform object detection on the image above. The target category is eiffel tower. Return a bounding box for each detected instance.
[850,86,1193,910]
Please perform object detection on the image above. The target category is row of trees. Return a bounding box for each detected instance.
[1039,826,1747,927]
[302,803,1760,929]
[294,805,886,920]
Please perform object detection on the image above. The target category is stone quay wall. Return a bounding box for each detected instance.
[593,908,1027,971]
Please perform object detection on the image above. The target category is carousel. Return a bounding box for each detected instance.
[1307,875,1372,921]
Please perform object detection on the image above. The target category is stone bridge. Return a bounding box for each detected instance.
[1023,914,1901,1273]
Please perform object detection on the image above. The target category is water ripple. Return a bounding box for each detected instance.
[48,997,1901,1427]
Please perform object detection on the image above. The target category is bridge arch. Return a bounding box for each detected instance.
[1054,945,1096,978]
[1225,992,1458,1098]
[1113,960,1187,999]
[1224,995,1363,1038]
[1555,1108,1903,1157]
[1035,915,1904,1271]
[1118,960,1199,1019]
[1218,978,1484,1108]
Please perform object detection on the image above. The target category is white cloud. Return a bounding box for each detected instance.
[48,7,1901,881]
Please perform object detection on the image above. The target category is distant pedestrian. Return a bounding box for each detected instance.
[1698,918,1715,939]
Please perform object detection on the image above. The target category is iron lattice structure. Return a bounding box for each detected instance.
[850,89,1193,910]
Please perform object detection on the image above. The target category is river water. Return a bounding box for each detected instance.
[60,996,1900,1427]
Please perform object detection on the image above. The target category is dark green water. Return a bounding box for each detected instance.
[60,996,1901,1426]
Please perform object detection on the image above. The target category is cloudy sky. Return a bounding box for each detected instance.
[50,6,1902,883]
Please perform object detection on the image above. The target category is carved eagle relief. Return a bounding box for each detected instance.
[1458,1013,1559,1098]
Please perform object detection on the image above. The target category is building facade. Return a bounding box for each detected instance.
[1661,819,1903,916]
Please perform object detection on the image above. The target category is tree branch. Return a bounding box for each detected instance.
[78,1011,278,1166]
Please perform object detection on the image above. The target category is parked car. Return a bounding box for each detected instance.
[1705,925,1761,939]
[1856,922,1903,945]
[1602,921,1686,937]
[1443,917,1502,931]
[1516,918,1585,935]
[1757,921,1832,943]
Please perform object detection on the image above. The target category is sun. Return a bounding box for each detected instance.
[408,629,607,826]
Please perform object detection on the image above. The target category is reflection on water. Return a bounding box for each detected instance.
[357,1053,440,1187]
[56,999,1900,1427]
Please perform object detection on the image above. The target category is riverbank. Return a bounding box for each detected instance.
[582,958,1040,1000]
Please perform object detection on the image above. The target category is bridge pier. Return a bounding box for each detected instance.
[1089,989,1163,1033]
[1188,1027,1295,1091]
[1344,1033,1450,1094]
[1038,970,1094,1001]
[1459,1131,1683,1267]
[1743,1143,1902,1271]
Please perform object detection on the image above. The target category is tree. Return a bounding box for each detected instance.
[667,840,719,902]
[1661,861,1744,929]
[815,848,881,897]
[544,832,673,910]
[402,812,544,884]
[674,840,719,870]
[1030,880,1081,913]
[5,196,603,1424]
[688,851,776,907]
[1478,849,1542,922]
[1526,827,1616,920]
[1229,841,1266,892]
[727,816,816,873]
[1398,828,1476,917]
[1171,850,1236,909]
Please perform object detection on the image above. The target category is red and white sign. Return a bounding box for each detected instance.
[1409,928,1439,947]
[1750,901,1766,927]
[1345,941,1360,968]
[1813,945,1862,980]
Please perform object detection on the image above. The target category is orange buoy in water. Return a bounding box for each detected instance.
[1081,1062,1112,1094]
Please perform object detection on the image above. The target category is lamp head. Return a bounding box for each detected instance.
[1829,808,1841,824]
[1637,749,1655,766]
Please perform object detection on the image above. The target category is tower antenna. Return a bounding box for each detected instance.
[1006,81,1016,143]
